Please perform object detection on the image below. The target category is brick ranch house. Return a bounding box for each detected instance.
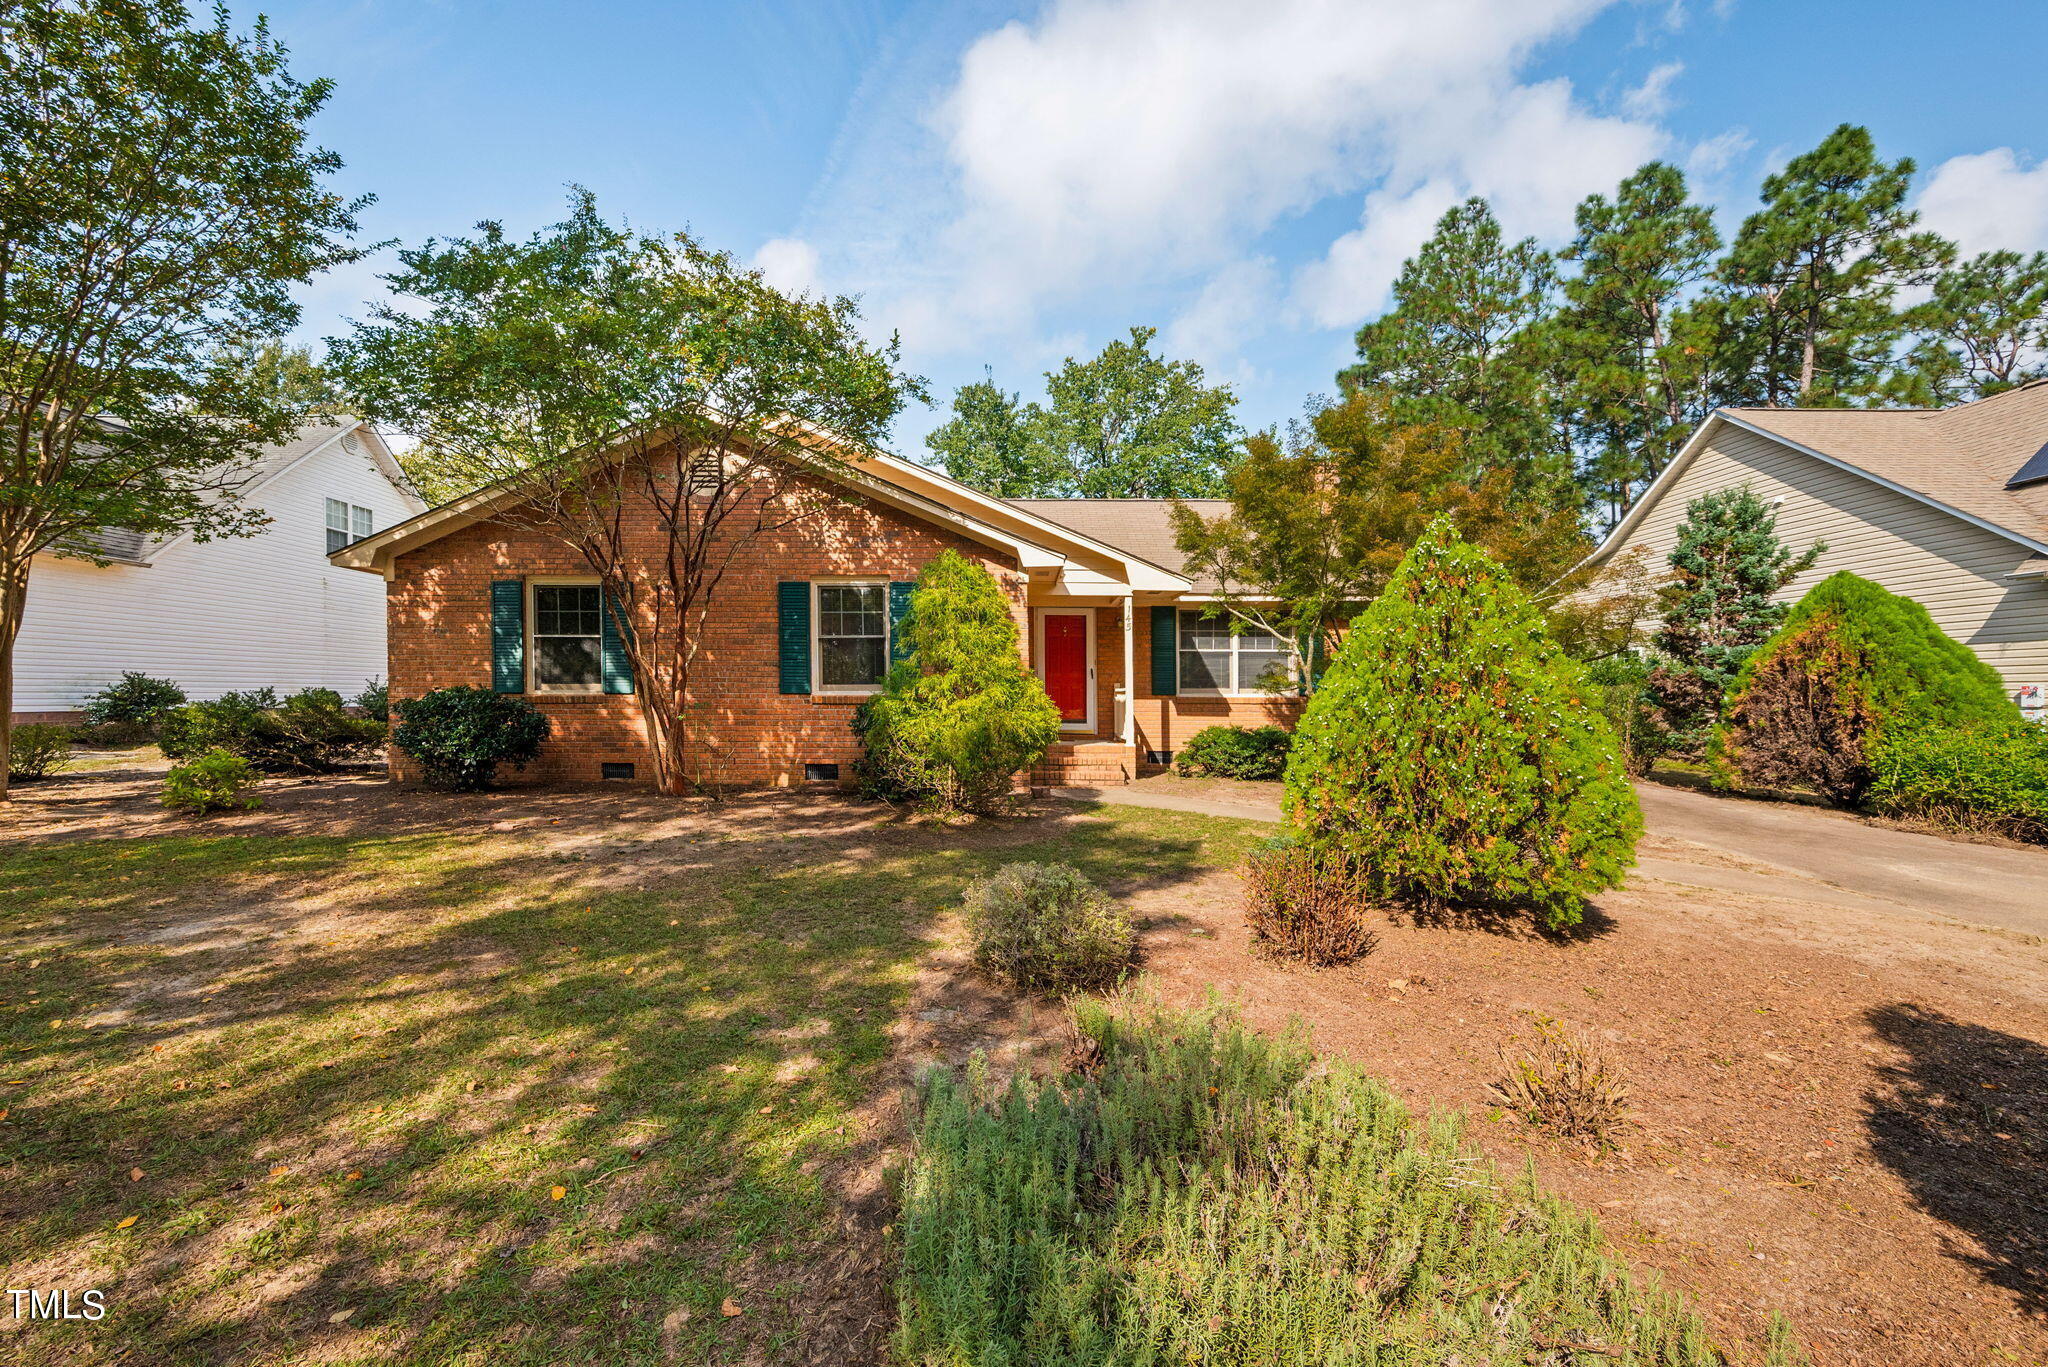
[330,438,1300,788]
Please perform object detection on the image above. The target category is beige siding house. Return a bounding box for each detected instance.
[1587,382,2048,721]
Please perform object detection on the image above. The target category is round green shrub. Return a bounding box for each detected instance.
[963,862,1135,992]
[162,750,262,815]
[852,550,1061,814]
[82,671,186,729]
[1719,572,2017,805]
[6,723,72,781]
[1174,724,1292,781]
[392,686,550,790]
[1282,519,1641,931]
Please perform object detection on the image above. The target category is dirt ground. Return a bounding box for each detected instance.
[7,756,2046,1366]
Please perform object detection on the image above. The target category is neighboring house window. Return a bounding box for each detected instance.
[1178,610,1287,694]
[815,581,889,692]
[530,580,604,693]
[326,498,374,554]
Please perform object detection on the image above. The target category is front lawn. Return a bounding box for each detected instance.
[0,798,1254,1365]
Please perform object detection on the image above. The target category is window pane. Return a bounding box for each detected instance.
[1179,649,1229,692]
[821,635,886,686]
[536,585,601,637]
[534,636,601,687]
[351,505,373,538]
[819,584,884,635]
[325,498,348,531]
[1237,650,1288,693]
[326,527,348,554]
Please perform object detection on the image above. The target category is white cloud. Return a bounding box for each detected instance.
[1291,78,1667,327]
[753,236,825,297]
[1163,257,1280,376]
[1917,148,2048,256]
[1621,61,1683,119]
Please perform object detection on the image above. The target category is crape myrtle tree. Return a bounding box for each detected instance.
[328,191,923,795]
[1646,487,1823,751]
[0,0,367,799]
[1170,390,1589,694]
[927,326,1241,497]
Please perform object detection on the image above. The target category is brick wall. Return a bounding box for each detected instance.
[387,464,1026,788]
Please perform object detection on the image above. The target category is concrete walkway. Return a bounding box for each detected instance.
[1055,778,2048,938]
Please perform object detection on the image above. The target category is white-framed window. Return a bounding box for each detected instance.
[814,580,890,694]
[325,498,373,554]
[529,579,604,693]
[1178,609,1288,695]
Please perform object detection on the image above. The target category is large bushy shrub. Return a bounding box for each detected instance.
[895,997,1800,1367]
[82,671,186,730]
[159,687,385,773]
[1869,722,2048,842]
[5,724,71,780]
[963,862,1134,992]
[1282,520,1640,931]
[1719,572,2017,805]
[391,686,550,790]
[161,750,262,815]
[1173,724,1291,781]
[852,550,1061,814]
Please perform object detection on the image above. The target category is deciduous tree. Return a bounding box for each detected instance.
[0,0,366,798]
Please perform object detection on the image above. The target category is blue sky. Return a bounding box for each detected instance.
[246,0,2048,454]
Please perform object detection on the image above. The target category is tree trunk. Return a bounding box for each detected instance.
[644,654,690,796]
[0,553,29,803]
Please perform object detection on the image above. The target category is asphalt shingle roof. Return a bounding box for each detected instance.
[1006,497,1230,589]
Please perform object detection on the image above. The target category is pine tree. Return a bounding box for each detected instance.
[1340,199,1569,502]
[1283,519,1640,931]
[1715,124,1951,406]
[1647,488,1823,750]
[1548,163,1722,523]
[1886,250,2048,405]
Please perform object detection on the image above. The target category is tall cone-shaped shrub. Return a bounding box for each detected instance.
[852,550,1060,814]
[1282,519,1640,930]
[1718,571,2017,806]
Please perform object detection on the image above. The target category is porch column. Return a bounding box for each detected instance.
[1121,593,1136,747]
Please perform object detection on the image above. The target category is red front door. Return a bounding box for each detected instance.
[1042,613,1089,725]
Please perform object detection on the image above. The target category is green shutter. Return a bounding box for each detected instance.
[491,580,525,693]
[601,589,635,695]
[777,581,811,694]
[1149,605,1178,696]
[889,580,916,665]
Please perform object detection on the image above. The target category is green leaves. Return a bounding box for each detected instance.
[926,326,1240,498]
[1281,519,1640,930]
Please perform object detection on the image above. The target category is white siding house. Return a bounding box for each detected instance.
[12,421,425,721]
[1587,383,2048,721]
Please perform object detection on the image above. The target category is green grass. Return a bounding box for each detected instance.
[897,997,1806,1367]
[0,799,1261,1365]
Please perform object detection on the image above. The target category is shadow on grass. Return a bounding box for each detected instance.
[0,801,1226,1367]
[1863,1003,2048,1316]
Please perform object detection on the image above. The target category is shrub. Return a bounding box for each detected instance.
[161,750,262,815]
[1489,1017,1632,1145]
[895,997,1801,1367]
[1282,519,1641,932]
[159,687,385,773]
[852,550,1061,814]
[352,677,390,723]
[392,686,550,790]
[1719,572,2017,806]
[1173,723,1291,781]
[82,671,186,730]
[1869,722,2048,842]
[1240,836,1376,964]
[1585,654,1666,776]
[963,862,1134,992]
[6,724,72,780]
